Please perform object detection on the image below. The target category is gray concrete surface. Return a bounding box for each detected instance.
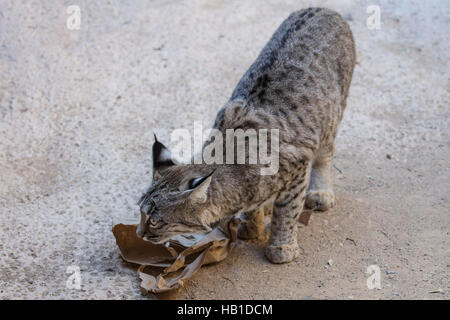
[0,0,448,299]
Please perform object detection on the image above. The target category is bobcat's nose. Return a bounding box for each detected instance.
[137,206,150,239]
[136,224,147,238]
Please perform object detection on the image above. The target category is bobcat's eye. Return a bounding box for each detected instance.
[186,170,215,190]
[148,217,158,227]
[188,176,207,189]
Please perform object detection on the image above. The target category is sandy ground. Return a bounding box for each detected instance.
[0,0,449,300]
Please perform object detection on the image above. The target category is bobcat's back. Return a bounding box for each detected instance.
[215,7,356,156]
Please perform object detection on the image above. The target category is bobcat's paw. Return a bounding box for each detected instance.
[305,190,335,211]
[265,243,300,264]
[238,220,262,240]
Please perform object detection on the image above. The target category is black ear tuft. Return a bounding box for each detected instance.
[152,134,176,169]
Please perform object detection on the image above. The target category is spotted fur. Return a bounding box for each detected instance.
[137,8,356,263]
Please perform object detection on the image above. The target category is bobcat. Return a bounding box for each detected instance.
[136,8,355,263]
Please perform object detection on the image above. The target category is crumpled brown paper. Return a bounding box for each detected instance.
[112,216,241,294]
[298,210,312,226]
[112,211,312,294]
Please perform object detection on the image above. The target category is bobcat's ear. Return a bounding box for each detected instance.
[152,134,176,180]
[188,171,214,204]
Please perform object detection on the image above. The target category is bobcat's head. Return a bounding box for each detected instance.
[136,136,218,243]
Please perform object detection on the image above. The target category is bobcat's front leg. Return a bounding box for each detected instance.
[305,143,335,211]
[238,204,272,240]
[266,166,310,263]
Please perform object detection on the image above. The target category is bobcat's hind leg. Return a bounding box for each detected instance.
[305,143,335,211]
[266,165,310,264]
[238,204,272,240]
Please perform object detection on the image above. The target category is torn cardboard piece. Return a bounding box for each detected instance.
[113,216,241,294]
[112,210,312,294]
[298,210,312,226]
